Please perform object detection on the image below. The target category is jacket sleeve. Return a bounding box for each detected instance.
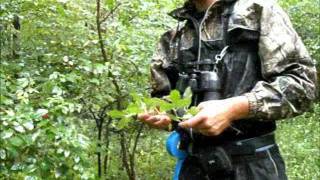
[245,2,318,120]
[150,30,178,97]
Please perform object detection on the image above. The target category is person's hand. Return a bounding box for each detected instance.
[179,96,249,136]
[137,111,171,130]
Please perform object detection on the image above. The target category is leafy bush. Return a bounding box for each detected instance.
[0,0,318,179]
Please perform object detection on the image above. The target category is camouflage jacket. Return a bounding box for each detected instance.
[150,0,317,137]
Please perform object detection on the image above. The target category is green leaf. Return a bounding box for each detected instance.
[7,146,18,158]
[130,92,141,103]
[183,87,192,100]
[106,0,115,8]
[0,149,6,160]
[23,134,33,145]
[1,130,14,139]
[65,73,80,83]
[169,90,181,104]
[187,106,199,116]
[118,118,131,129]
[0,95,14,105]
[175,98,191,109]
[55,164,68,178]
[14,125,26,133]
[89,78,100,85]
[36,109,49,117]
[126,103,140,114]
[9,136,24,147]
[64,150,70,158]
[108,110,124,118]
[182,113,193,120]
[17,78,29,88]
[23,121,34,131]
[158,101,174,112]
[37,120,50,128]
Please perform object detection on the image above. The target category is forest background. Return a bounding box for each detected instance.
[0,0,319,179]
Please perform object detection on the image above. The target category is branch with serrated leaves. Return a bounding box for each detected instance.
[107,88,199,129]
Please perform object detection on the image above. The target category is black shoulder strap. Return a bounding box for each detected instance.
[222,0,237,47]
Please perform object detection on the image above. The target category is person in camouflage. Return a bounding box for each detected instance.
[138,0,317,179]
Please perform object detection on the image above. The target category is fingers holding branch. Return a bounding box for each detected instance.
[138,112,171,130]
[199,119,231,136]
[179,112,206,129]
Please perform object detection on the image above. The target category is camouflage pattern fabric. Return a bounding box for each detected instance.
[150,0,317,121]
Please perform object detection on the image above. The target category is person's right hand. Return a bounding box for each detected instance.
[137,112,171,130]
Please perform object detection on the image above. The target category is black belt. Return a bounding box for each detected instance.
[190,133,276,156]
[231,144,279,163]
[225,133,275,155]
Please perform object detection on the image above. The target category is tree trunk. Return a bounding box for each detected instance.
[12,15,20,59]
[120,132,135,180]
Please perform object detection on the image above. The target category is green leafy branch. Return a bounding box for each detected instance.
[108,88,199,129]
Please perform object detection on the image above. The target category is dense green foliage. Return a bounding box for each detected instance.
[0,0,319,179]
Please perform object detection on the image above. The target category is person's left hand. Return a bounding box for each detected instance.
[178,96,249,136]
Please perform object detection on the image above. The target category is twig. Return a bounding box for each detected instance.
[130,123,144,164]
[99,3,122,24]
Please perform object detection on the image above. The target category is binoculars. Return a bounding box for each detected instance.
[176,59,222,105]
